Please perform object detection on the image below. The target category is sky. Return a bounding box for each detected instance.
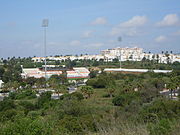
[0,0,180,58]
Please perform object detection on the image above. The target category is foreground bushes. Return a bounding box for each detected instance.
[0,71,179,135]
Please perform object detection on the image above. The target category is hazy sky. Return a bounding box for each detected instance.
[0,0,180,58]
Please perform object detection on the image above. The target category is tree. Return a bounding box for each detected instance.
[89,70,98,78]
[25,77,37,87]
[12,81,20,90]
[132,80,144,91]
[106,84,116,98]
[59,73,68,85]
[156,54,159,63]
[55,85,67,96]
[2,82,12,93]
[166,81,176,99]
[0,67,5,79]
[80,86,94,98]
[36,77,46,89]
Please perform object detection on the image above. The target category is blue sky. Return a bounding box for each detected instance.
[0,0,180,58]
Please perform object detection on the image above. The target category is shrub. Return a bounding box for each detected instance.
[36,91,52,108]
[14,90,36,100]
[59,116,83,134]
[139,99,180,120]
[19,101,36,115]
[0,99,16,112]
[0,109,17,122]
[71,92,84,101]
[148,119,173,135]
[112,92,140,107]
[60,92,84,101]
[112,95,126,106]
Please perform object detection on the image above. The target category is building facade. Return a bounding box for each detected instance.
[21,67,90,82]
[31,47,180,64]
[101,47,144,61]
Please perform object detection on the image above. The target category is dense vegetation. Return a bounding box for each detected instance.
[0,57,180,135]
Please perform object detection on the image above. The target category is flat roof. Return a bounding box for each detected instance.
[104,68,172,73]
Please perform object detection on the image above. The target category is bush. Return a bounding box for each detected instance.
[0,99,16,112]
[71,92,84,101]
[112,92,140,107]
[8,92,18,100]
[19,101,37,115]
[0,109,17,122]
[87,74,115,88]
[60,92,84,101]
[139,99,180,121]
[0,117,52,135]
[36,91,52,108]
[11,90,37,100]
[112,96,126,106]
[59,116,83,134]
[61,100,86,117]
[148,119,173,135]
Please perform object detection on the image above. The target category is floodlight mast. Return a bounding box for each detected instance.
[118,37,122,69]
[42,19,48,81]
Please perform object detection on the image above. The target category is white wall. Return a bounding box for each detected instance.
[0,80,4,88]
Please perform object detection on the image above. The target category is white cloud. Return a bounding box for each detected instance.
[70,40,81,46]
[119,16,148,28]
[110,15,148,36]
[157,14,179,27]
[88,43,104,48]
[155,35,167,43]
[91,17,107,25]
[82,30,94,38]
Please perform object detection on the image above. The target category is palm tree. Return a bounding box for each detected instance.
[2,82,13,94]
[80,86,94,98]
[55,85,67,96]
[165,53,170,64]
[106,84,116,98]
[123,84,133,92]
[152,54,155,65]
[167,81,176,99]
[12,81,20,91]
[156,54,159,63]
[48,78,58,89]
[36,77,46,89]
[132,81,143,91]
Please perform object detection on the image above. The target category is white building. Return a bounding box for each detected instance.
[21,67,90,81]
[0,80,4,88]
[143,53,180,64]
[101,47,144,61]
[31,47,180,64]
[104,68,172,73]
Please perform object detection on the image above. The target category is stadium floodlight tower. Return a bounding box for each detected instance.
[42,19,49,80]
[118,37,122,69]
